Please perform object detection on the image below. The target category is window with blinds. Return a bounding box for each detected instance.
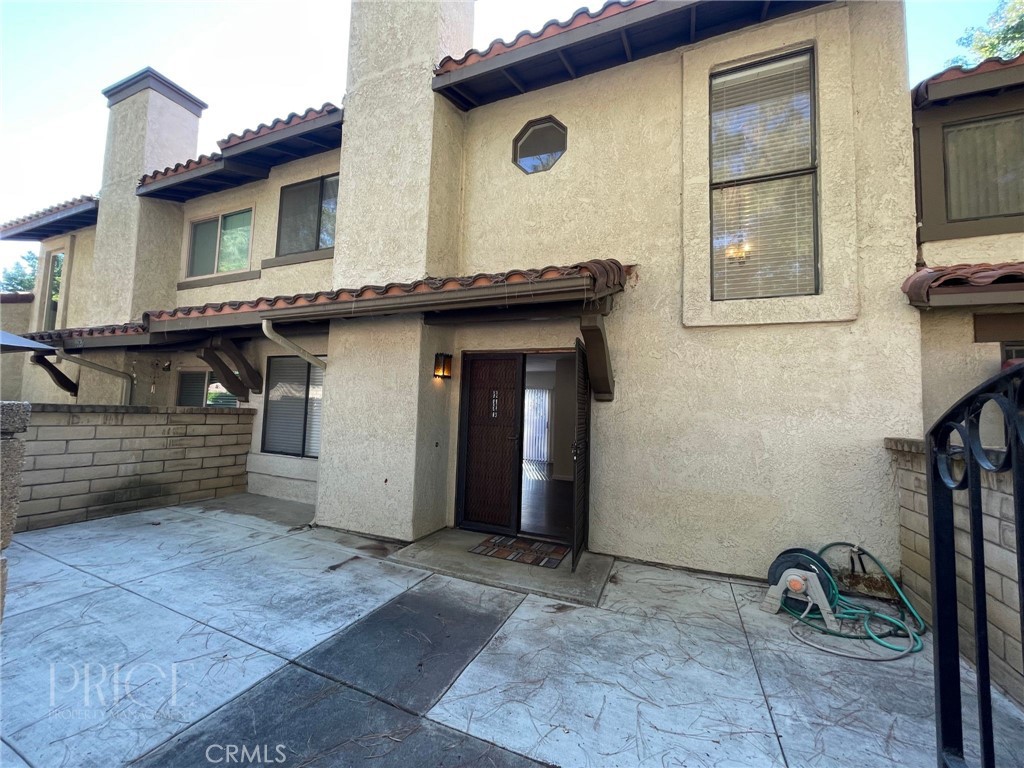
[177,371,239,408]
[710,51,818,301]
[262,356,323,458]
[944,113,1024,222]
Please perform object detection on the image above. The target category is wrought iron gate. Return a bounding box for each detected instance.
[927,362,1023,768]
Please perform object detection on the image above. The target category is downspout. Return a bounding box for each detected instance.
[261,319,327,370]
[55,350,134,405]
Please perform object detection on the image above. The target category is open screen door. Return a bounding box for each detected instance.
[571,339,591,571]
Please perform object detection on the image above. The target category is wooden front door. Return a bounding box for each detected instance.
[456,354,524,535]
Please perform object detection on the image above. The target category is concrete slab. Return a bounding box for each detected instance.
[429,594,784,767]
[0,588,282,768]
[599,560,743,632]
[298,574,524,714]
[302,525,407,558]
[15,507,285,584]
[126,535,429,658]
[390,528,613,606]
[1,740,30,768]
[2,540,109,617]
[174,492,314,530]
[133,663,544,768]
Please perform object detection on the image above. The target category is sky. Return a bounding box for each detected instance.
[0,0,996,272]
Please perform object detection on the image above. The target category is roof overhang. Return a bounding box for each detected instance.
[0,198,99,241]
[925,286,1024,307]
[913,54,1024,108]
[136,109,343,202]
[902,262,1024,308]
[433,0,831,110]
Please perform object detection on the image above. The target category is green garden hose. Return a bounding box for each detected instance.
[779,542,927,661]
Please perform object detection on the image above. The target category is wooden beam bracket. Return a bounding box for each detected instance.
[211,337,263,394]
[31,354,79,397]
[196,348,251,402]
[580,312,614,402]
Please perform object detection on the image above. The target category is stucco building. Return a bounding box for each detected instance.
[1,0,1021,580]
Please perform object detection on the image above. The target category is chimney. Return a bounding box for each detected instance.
[334,0,474,287]
[87,68,206,325]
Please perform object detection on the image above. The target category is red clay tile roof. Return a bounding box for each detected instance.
[1,195,98,230]
[435,0,653,74]
[23,323,146,343]
[137,103,339,187]
[147,260,629,323]
[217,103,338,150]
[138,153,222,186]
[902,262,1024,306]
[913,53,1024,106]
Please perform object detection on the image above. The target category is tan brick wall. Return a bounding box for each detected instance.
[887,437,1022,705]
[17,405,254,531]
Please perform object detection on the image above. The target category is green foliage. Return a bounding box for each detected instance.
[950,0,1024,66]
[1,251,38,292]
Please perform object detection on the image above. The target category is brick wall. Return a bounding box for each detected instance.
[17,405,254,531]
[887,437,1022,705]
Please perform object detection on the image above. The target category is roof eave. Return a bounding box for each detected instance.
[0,199,99,242]
[918,286,1024,308]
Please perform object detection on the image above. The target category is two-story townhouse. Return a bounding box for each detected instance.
[1,0,1019,581]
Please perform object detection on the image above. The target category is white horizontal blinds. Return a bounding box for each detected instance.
[944,113,1024,221]
[304,363,324,458]
[263,357,308,456]
[710,52,817,300]
[177,372,207,407]
[713,175,816,298]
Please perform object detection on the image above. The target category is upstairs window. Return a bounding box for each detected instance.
[277,175,339,257]
[710,51,818,301]
[943,113,1023,222]
[177,370,238,408]
[188,209,252,277]
[41,250,64,331]
[513,117,567,174]
[262,356,323,458]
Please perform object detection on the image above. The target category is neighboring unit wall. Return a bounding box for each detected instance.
[0,295,33,400]
[17,404,252,531]
[175,151,339,307]
[889,438,1022,705]
[452,2,922,577]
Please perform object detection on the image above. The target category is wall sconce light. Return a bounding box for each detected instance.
[433,353,453,379]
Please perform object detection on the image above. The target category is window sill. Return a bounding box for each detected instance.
[262,250,334,269]
[177,270,261,290]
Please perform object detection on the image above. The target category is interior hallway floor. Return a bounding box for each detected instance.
[2,493,1022,767]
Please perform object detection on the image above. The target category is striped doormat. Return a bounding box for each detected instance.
[470,535,569,569]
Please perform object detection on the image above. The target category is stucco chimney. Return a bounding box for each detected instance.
[334,0,474,287]
[87,68,206,325]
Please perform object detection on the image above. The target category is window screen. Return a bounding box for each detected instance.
[710,52,818,301]
[277,175,339,256]
[944,113,1024,221]
[262,356,322,458]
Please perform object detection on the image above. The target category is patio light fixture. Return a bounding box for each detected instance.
[433,353,453,379]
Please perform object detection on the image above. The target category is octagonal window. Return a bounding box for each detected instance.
[513,117,567,174]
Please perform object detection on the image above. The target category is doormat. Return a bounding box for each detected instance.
[470,535,569,569]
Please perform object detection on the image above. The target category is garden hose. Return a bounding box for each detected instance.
[778,542,927,662]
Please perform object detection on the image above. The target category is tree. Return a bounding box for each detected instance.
[0,251,38,292]
[950,0,1024,66]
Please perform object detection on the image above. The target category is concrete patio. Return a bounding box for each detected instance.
[1,493,1021,767]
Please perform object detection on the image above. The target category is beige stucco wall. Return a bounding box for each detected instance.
[0,300,32,400]
[175,151,339,307]
[440,1,922,577]
[334,0,472,287]
[921,233,1024,267]
[91,89,199,326]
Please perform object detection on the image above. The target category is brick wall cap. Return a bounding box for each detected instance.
[28,404,255,415]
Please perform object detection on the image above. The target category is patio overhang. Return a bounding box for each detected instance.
[901,262,1024,308]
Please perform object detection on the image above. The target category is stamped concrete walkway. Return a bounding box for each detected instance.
[1,494,1022,767]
